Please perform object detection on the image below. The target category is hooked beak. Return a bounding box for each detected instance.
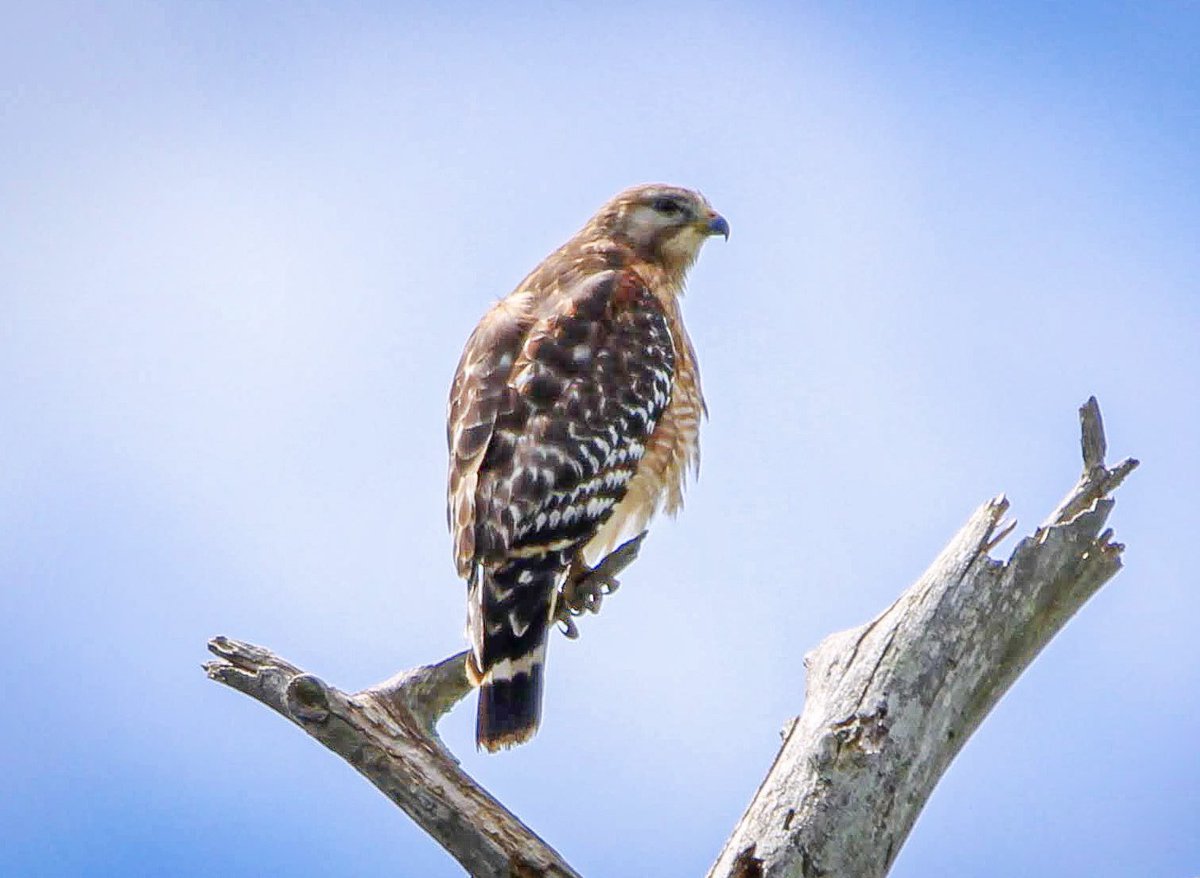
[705,212,730,241]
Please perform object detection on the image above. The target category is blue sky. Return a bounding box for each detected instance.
[2,3,1197,876]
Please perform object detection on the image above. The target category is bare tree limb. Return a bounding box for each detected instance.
[706,397,1138,878]
[204,532,649,876]
[204,397,1136,878]
[204,638,579,878]
[1044,397,1138,527]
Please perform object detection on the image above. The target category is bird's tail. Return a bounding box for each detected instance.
[470,552,567,752]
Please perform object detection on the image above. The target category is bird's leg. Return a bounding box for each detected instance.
[554,532,648,638]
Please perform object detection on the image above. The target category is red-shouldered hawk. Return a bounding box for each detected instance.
[447,184,727,751]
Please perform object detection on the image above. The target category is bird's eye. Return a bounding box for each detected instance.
[651,197,683,216]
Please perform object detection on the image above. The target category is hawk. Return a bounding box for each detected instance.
[447,184,728,751]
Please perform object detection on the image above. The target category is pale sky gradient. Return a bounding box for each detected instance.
[2,3,1197,876]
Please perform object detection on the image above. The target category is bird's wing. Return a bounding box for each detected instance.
[447,291,537,578]
[470,268,676,569]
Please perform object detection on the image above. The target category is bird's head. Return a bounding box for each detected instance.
[590,184,729,277]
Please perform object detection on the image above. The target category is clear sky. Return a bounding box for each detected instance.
[2,3,1197,876]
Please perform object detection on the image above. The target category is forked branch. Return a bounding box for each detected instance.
[205,397,1136,878]
[204,640,573,878]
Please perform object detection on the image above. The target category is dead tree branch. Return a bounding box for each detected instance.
[205,397,1136,878]
[706,397,1137,877]
[203,640,577,878]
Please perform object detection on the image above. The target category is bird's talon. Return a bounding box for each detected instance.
[552,533,649,637]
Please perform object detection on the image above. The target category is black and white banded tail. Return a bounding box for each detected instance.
[470,550,570,751]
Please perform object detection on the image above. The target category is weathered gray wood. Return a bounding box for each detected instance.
[204,397,1135,878]
[706,397,1137,878]
[204,638,580,878]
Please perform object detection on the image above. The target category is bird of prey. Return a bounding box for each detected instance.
[446,184,728,751]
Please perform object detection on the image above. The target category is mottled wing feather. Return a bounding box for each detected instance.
[471,269,676,567]
[580,296,704,565]
[447,292,536,578]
